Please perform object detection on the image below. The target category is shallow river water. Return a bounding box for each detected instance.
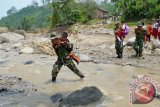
[0,54,160,107]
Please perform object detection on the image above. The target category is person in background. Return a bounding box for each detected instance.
[134,23,145,57]
[142,22,147,48]
[114,22,123,58]
[158,23,160,41]
[152,19,159,39]
[146,22,152,42]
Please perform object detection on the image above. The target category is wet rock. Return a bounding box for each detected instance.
[59,86,103,107]
[19,47,34,54]
[0,88,8,93]
[0,36,9,44]
[79,54,92,62]
[24,60,34,65]
[51,93,63,103]
[127,37,136,46]
[0,75,35,96]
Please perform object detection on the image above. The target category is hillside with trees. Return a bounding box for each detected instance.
[0,1,52,31]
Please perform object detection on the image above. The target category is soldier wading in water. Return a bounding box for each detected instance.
[50,32,85,82]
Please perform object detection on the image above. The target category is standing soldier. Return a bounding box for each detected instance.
[50,32,85,82]
[114,22,123,58]
[134,23,145,57]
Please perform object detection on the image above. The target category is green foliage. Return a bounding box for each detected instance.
[7,6,17,16]
[114,0,159,20]
[51,0,97,27]
[20,16,34,31]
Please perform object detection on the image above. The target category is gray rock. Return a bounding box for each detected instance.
[51,93,63,103]
[24,60,34,65]
[19,47,34,54]
[152,39,160,50]
[0,36,9,44]
[79,54,92,62]
[127,37,136,46]
[59,86,103,107]
[12,42,23,48]
[153,49,160,55]
[14,30,27,39]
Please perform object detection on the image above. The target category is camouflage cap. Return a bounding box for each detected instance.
[50,32,60,40]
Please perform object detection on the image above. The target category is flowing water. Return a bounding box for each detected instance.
[0,54,160,107]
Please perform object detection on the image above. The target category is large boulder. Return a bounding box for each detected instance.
[0,27,8,34]
[127,37,136,46]
[14,30,27,39]
[19,47,34,54]
[0,32,24,42]
[59,86,103,107]
[0,36,9,44]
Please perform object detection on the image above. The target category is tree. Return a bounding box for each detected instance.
[51,0,97,27]
[7,6,17,16]
[32,0,39,7]
[20,16,34,31]
[114,0,159,20]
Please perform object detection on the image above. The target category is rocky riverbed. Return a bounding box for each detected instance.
[0,25,160,107]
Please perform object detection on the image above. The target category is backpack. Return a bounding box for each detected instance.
[124,24,129,35]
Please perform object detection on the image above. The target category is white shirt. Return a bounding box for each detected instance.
[121,24,126,30]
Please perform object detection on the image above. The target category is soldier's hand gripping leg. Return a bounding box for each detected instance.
[52,60,63,82]
[67,61,85,79]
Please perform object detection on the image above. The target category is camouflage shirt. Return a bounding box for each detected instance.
[135,28,144,40]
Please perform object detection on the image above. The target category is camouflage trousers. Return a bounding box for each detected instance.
[115,39,123,55]
[52,58,84,78]
[133,39,143,56]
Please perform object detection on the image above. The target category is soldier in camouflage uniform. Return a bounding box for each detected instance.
[134,23,144,57]
[114,22,124,58]
[50,32,84,82]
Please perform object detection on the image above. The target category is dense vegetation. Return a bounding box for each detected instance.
[112,0,160,20]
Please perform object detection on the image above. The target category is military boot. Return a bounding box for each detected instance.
[52,76,57,82]
[119,53,123,58]
[80,75,85,79]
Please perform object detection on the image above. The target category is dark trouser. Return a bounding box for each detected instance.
[147,35,151,42]
[52,58,84,78]
[133,40,143,56]
[115,39,123,57]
